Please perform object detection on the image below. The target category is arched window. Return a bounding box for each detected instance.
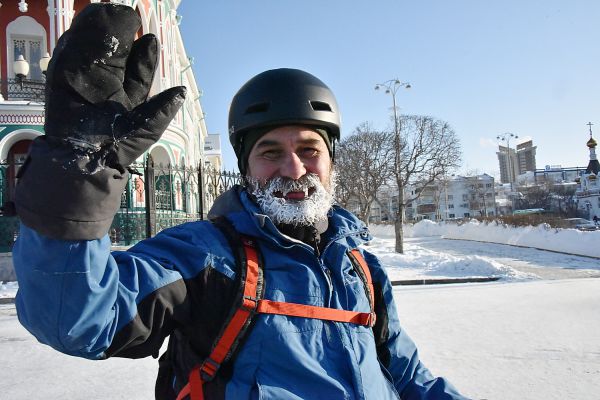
[6,16,47,80]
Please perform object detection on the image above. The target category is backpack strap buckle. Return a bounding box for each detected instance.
[199,357,220,382]
[241,295,259,312]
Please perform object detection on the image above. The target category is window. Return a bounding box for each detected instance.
[447,194,453,200]
[7,16,47,80]
[462,194,469,201]
[464,213,470,217]
[448,204,454,209]
[486,183,493,188]
[449,213,455,218]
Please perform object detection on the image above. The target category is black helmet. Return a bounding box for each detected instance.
[228,68,341,171]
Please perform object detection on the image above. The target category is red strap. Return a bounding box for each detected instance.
[349,249,375,309]
[257,299,374,326]
[177,238,260,400]
[206,238,259,366]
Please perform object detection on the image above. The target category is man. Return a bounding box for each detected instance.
[13,4,466,399]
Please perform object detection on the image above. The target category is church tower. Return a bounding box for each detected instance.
[575,123,600,220]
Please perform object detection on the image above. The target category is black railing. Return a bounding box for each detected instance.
[1,78,46,102]
[0,158,242,251]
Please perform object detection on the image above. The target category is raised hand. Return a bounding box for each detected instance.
[15,3,186,240]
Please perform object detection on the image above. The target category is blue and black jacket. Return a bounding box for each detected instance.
[14,186,466,399]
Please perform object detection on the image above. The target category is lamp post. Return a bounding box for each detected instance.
[374,79,411,153]
[496,132,519,210]
[13,55,30,89]
[375,79,410,228]
[375,79,411,179]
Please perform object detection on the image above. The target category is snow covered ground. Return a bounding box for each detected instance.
[1,221,599,399]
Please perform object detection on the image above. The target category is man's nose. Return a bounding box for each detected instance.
[280,153,306,180]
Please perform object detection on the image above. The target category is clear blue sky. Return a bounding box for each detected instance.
[178,1,600,176]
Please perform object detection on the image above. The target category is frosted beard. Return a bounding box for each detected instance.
[247,172,336,227]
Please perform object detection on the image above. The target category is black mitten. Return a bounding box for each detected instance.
[15,3,186,240]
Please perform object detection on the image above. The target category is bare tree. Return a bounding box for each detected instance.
[335,122,394,224]
[431,175,453,221]
[550,184,578,216]
[392,115,461,253]
[518,182,553,210]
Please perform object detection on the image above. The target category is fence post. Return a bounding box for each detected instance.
[145,155,156,238]
[198,163,205,220]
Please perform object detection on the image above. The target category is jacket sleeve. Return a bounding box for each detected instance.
[361,249,469,400]
[13,222,234,360]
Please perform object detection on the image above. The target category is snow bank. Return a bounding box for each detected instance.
[369,220,600,258]
[366,236,536,282]
[0,281,17,299]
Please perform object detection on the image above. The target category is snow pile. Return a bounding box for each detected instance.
[369,220,600,258]
[366,236,536,281]
[0,281,17,299]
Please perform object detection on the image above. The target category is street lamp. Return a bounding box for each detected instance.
[375,79,411,167]
[496,132,519,210]
[13,55,30,89]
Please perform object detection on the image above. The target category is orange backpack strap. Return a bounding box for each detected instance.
[176,232,263,400]
[348,249,376,321]
[257,299,374,326]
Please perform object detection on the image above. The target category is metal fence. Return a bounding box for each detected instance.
[0,157,241,251]
[0,79,46,102]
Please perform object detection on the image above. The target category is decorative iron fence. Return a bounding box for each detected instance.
[0,157,242,251]
[0,78,46,102]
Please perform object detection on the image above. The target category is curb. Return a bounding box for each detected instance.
[391,276,501,286]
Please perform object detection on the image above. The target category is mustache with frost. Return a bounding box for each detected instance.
[246,172,337,226]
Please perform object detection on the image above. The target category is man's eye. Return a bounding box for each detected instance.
[262,150,280,160]
[301,148,318,157]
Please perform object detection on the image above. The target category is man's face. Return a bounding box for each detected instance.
[247,126,332,189]
[246,126,335,226]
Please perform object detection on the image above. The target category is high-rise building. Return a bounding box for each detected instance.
[497,140,537,184]
[516,140,537,175]
[496,145,518,184]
